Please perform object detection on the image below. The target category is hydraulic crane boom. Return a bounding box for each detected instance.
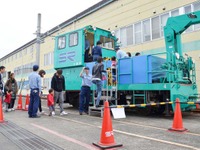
[164,10,200,56]
[164,10,200,84]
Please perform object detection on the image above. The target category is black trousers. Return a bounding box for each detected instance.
[8,98,16,109]
[38,97,42,112]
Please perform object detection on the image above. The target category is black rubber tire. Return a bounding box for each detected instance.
[68,93,80,108]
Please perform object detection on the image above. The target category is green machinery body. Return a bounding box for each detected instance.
[54,11,200,112]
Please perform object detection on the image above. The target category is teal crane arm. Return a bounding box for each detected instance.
[164,11,200,57]
[164,11,200,83]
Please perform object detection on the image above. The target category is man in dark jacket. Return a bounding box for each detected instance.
[92,57,107,107]
[51,69,68,115]
[92,41,102,61]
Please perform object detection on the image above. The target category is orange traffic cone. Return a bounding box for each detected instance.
[16,94,23,110]
[168,98,187,132]
[0,97,5,123]
[93,101,123,149]
[23,94,29,111]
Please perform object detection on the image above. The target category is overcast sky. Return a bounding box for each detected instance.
[0,0,101,59]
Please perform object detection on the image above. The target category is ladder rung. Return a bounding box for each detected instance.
[134,94,145,96]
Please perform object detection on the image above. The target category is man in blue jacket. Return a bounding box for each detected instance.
[28,65,41,118]
[92,41,102,61]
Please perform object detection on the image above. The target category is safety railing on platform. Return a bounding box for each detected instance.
[109,101,200,108]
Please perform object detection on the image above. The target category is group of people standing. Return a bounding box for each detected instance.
[79,42,141,115]
[0,66,18,112]
[79,56,107,115]
[0,64,68,118]
[28,65,68,118]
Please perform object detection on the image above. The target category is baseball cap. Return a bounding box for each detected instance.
[33,65,39,71]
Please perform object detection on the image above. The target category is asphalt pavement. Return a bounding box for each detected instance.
[1,99,200,150]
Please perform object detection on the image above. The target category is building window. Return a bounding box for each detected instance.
[171,9,179,17]
[44,52,54,66]
[30,46,34,53]
[51,52,54,65]
[184,5,193,32]
[120,27,127,47]
[126,25,133,46]
[142,19,151,42]
[19,51,22,58]
[134,22,142,44]
[115,29,120,42]
[69,32,78,47]
[152,16,160,40]
[100,36,114,49]
[193,2,200,30]
[24,49,27,55]
[161,13,169,37]
[58,36,66,49]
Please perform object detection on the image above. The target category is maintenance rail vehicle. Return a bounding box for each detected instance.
[54,11,200,115]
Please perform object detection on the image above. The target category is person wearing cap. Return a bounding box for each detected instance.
[28,65,41,118]
[115,46,128,59]
[92,41,102,61]
[79,67,92,115]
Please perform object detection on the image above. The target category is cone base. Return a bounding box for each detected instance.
[16,108,22,110]
[168,128,188,132]
[93,142,123,149]
[22,109,28,111]
[0,120,8,123]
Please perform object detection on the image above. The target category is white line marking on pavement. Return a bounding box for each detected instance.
[49,115,200,150]
[31,123,98,150]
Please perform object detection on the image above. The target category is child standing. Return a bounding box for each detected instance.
[47,89,55,116]
[4,90,12,112]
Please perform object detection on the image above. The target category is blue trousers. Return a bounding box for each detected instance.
[28,89,40,117]
[79,86,90,113]
[93,55,100,61]
[92,80,102,106]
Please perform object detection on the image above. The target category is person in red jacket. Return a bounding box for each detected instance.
[47,88,55,116]
[4,89,12,112]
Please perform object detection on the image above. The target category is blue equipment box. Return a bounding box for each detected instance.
[119,55,166,84]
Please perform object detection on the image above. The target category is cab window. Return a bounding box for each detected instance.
[69,32,78,47]
[100,36,114,50]
[58,36,66,49]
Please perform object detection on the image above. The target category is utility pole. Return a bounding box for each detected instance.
[36,13,41,66]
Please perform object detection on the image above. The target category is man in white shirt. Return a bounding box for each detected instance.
[115,46,128,59]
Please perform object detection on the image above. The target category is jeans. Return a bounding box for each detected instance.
[8,98,16,109]
[49,105,55,112]
[92,80,102,106]
[79,86,90,113]
[93,55,100,61]
[5,102,9,111]
[54,91,64,113]
[28,89,40,117]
